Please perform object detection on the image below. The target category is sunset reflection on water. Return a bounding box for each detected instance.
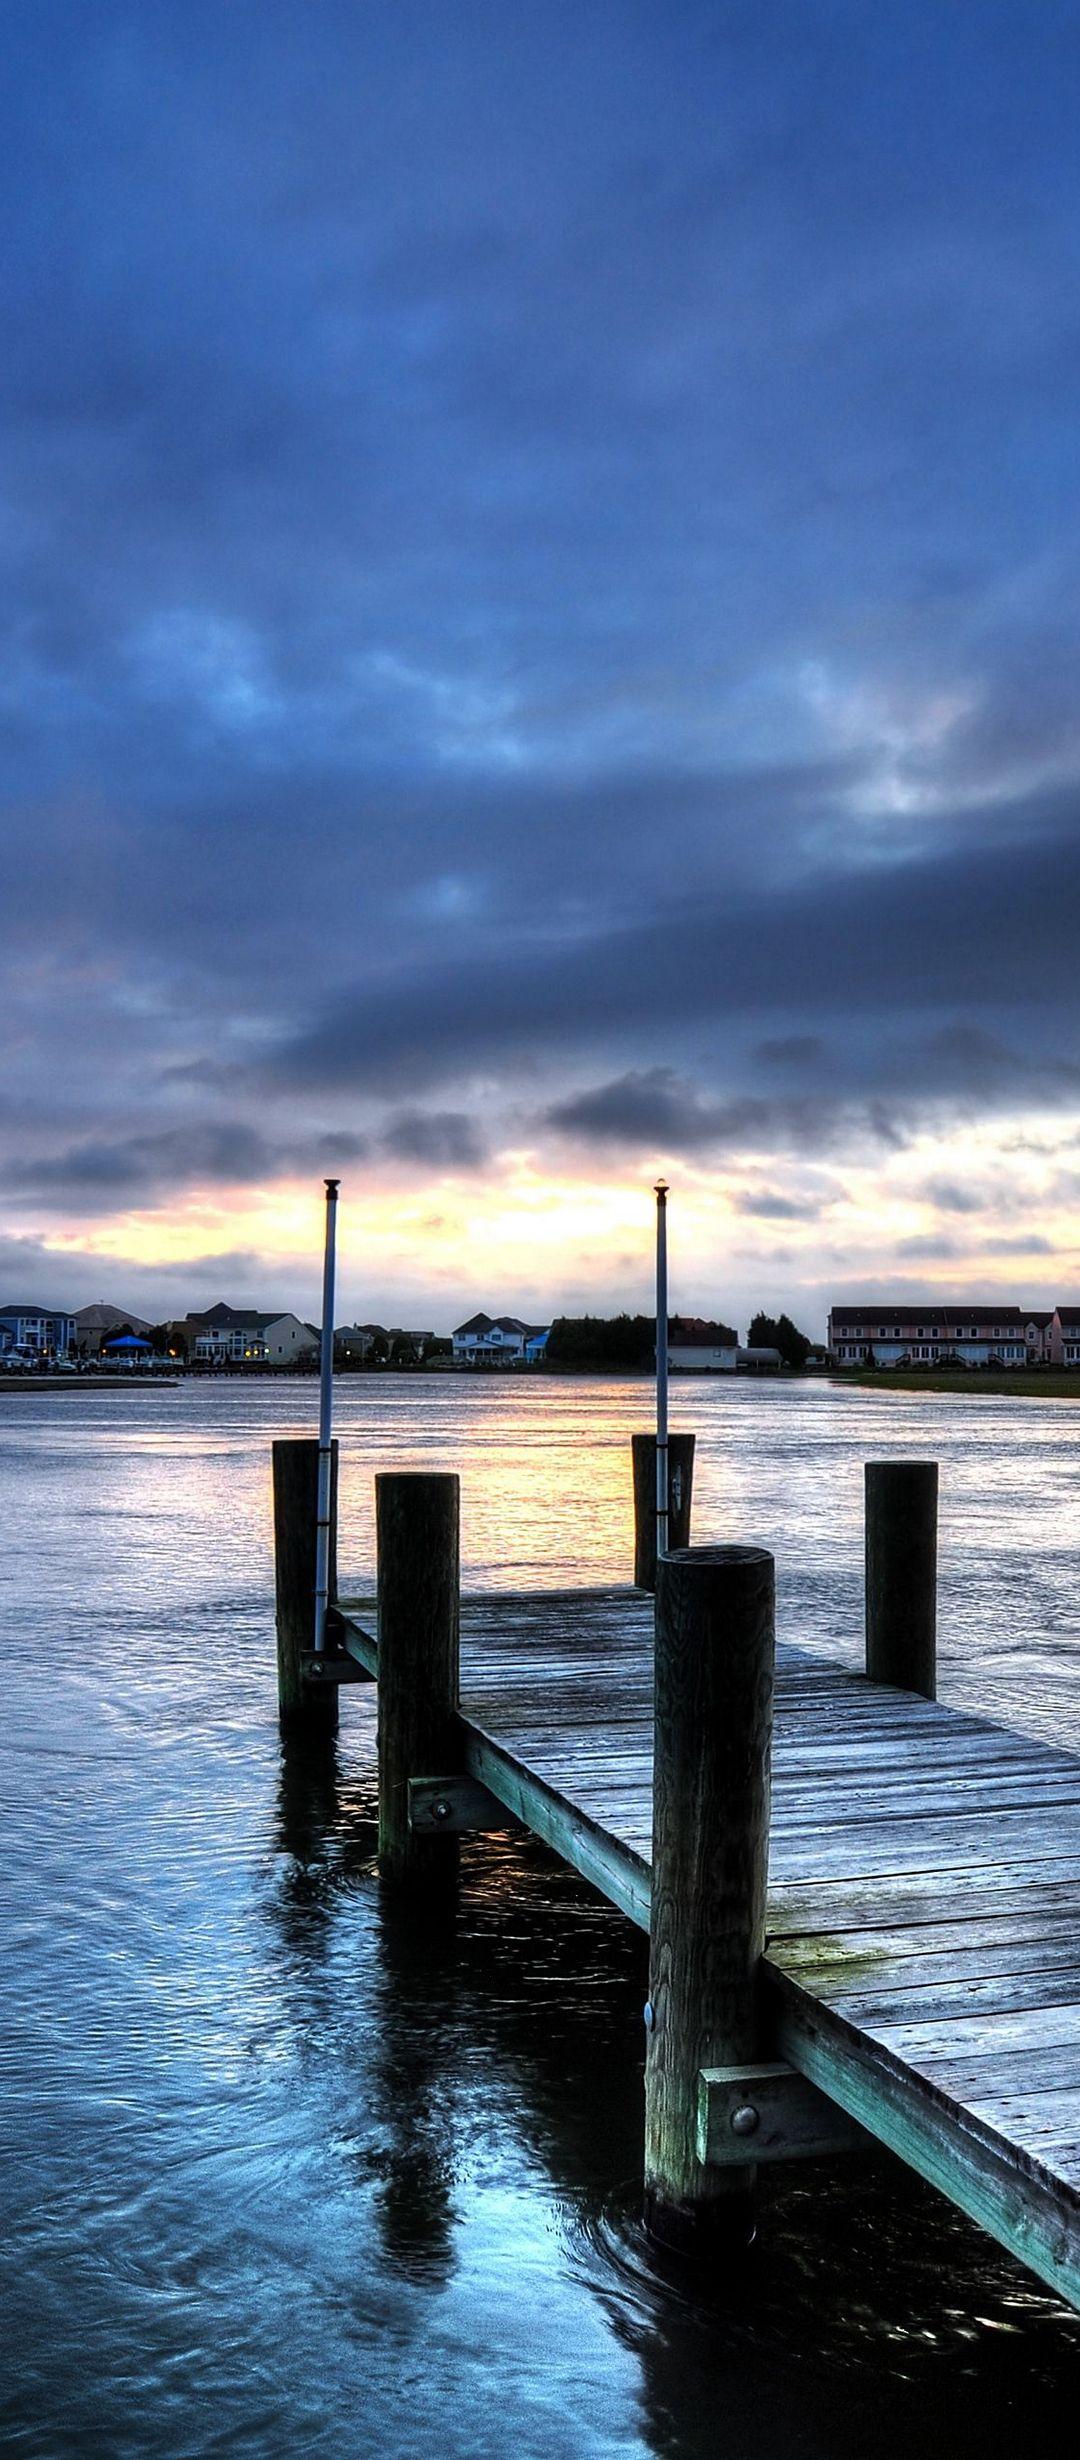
[1,1374,1078,2457]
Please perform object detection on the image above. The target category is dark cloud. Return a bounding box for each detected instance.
[731,1190,823,1220]
[896,1234,963,1260]
[543,1068,904,1158]
[272,819,1080,1102]
[380,1110,486,1169]
[11,1124,368,1205]
[1,2,1080,1299]
[755,1037,827,1069]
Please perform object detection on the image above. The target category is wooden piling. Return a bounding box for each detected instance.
[644,1542,775,2256]
[865,1460,938,1700]
[273,1437,339,1737]
[376,1472,461,1883]
[632,1432,695,1590]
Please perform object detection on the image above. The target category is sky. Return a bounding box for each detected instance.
[3,0,1080,1339]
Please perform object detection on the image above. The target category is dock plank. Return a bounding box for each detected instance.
[334,1585,1080,2310]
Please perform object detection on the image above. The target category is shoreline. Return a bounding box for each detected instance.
[0,1375,181,1392]
[838,1368,1080,1399]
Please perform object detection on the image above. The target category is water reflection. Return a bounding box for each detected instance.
[266,1719,1078,2455]
[3,1376,1080,2457]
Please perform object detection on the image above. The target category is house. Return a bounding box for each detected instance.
[190,1303,316,1366]
[1049,1309,1080,1367]
[1024,1311,1054,1364]
[828,1304,1028,1368]
[667,1315,738,1374]
[74,1303,152,1358]
[452,1312,550,1365]
[335,1323,385,1364]
[0,1303,77,1360]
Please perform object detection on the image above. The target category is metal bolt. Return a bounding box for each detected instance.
[433,1798,452,1823]
[730,2104,760,2137]
[643,2000,655,2033]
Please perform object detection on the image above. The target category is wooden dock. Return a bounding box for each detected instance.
[273,1442,1080,2312]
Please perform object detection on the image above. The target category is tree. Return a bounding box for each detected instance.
[747,1310,812,1369]
[545,1314,657,1370]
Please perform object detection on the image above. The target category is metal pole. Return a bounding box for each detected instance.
[655,1180,669,1565]
[314,1177,340,1654]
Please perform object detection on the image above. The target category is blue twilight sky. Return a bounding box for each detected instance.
[3,1,1080,1333]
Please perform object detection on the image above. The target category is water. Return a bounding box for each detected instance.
[1,1373,1078,2456]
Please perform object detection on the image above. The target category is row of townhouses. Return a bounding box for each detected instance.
[828,1305,1080,1368]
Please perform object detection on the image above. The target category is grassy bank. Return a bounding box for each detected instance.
[837,1369,1080,1399]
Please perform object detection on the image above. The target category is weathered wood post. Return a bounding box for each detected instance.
[632,1432,695,1590]
[273,1437,339,1736]
[645,1542,775,2255]
[865,1460,938,1700]
[376,1472,461,1884]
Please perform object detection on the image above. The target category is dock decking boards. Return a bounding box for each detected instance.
[335,1583,1080,2309]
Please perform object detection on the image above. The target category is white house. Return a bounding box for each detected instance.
[669,1341,737,1374]
[828,1304,1028,1367]
[452,1312,549,1365]
[0,1304,77,1360]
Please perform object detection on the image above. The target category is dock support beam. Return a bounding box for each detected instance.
[865,1460,938,1700]
[645,1542,775,2256]
[377,1472,461,1884]
[273,1438,339,1736]
[632,1433,695,1591]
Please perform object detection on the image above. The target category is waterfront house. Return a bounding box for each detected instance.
[191,1303,316,1366]
[668,1340,741,1373]
[0,1303,77,1360]
[828,1304,1028,1367]
[668,1314,738,1374]
[74,1303,153,1358]
[1024,1311,1054,1364]
[1049,1308,1080,1367]
[452,1313,550,1365]
[335,1323,384,1364]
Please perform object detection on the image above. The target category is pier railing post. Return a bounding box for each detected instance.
[376,1472,461,1883]
[273,1438,339,1737]
[865,1460,938,1700]
[645,1542,775,2255]
[632,1432,695,1591]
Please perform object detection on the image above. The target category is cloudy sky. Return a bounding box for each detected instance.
[4,1,1080,1336]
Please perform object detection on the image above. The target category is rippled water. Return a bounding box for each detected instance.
[1,1373,1078,2456]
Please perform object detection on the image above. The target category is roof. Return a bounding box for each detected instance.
[670,1315,738,1345]
[1056,1307,1080,1326]
[453,1312,548,1339]
[74,1303,152,1332]
[830,1304,1027,1328]
[195,1303,300,1333]
[0,1302,73,1319]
